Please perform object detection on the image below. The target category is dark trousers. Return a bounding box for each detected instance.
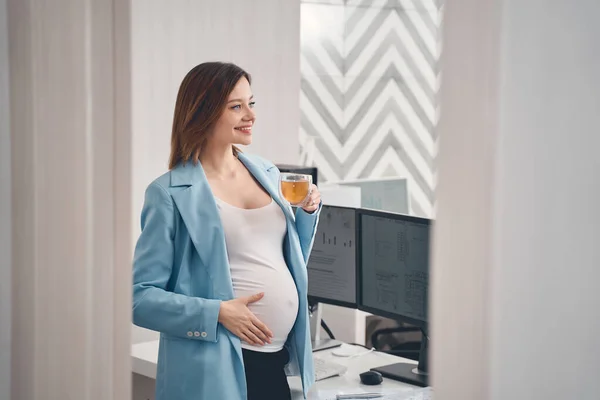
[242,347,292,400]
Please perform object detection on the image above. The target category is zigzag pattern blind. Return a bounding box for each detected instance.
[300,0,442,217]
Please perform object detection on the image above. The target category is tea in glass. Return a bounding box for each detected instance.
[279,173,312,206]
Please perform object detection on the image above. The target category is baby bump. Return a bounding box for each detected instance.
[232,268,299,350]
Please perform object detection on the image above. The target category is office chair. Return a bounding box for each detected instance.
[371,326,422,362]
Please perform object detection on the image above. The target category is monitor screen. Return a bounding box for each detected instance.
[358,210,431,325]
[307,205,357,308]
[334,177,410,215]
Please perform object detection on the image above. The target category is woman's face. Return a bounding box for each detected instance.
[210,77,256,147]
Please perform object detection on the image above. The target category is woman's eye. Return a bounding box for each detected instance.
[231,104,241,110]
[249,101,256,108]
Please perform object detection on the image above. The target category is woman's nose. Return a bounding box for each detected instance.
[245,107,256,120]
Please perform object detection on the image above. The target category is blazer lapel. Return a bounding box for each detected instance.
[237,153,295,223]
[170,161,234,300]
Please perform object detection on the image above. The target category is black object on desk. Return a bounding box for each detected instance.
[371,332,429,387]
[359,370,383,386]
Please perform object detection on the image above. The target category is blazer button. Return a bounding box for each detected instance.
[187,331,193,337]
[194,331,200,337]
[201,332,208,338]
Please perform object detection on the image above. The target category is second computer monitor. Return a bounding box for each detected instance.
[357,209,431,327]
[307,205,358,308]
[358,209,432,387]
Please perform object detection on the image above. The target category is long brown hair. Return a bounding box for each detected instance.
[168,62,251,169]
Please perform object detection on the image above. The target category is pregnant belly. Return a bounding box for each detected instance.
[231,267,299,352]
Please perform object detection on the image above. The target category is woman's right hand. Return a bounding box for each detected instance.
[218,292,274,346]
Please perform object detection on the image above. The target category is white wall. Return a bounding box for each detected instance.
[7,0,132,398]
[130,0,302,344]
[432,0,600,399]
[0,0,11,397]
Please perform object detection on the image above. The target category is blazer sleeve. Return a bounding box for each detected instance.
[295,203,322,263]
[132,182,222,342]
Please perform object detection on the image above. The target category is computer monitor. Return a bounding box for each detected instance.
[327,177,410,214]
[307,205,358,351]
[357,208,432,387]
[307,205,358,308]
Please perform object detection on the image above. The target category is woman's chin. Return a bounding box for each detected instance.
[234,137,252,146]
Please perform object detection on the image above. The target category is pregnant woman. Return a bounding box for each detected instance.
[132,61,322,400]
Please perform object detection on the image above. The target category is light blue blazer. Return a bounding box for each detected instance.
[132,153,320,400]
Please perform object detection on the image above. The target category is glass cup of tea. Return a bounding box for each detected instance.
[279,173,312,207]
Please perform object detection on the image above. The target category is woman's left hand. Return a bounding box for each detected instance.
[301,184,321,213]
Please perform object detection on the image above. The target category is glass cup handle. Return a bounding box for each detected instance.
[299,185,313,207]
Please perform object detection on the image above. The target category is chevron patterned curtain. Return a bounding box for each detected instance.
[300,0,442,218]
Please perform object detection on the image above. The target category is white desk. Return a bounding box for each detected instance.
[132,340,421,399]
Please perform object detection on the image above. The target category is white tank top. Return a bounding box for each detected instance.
[215,196,299,352]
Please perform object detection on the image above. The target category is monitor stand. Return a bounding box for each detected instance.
[371,329,429,387]
[312,338,343,352]
[309,302,342,352]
